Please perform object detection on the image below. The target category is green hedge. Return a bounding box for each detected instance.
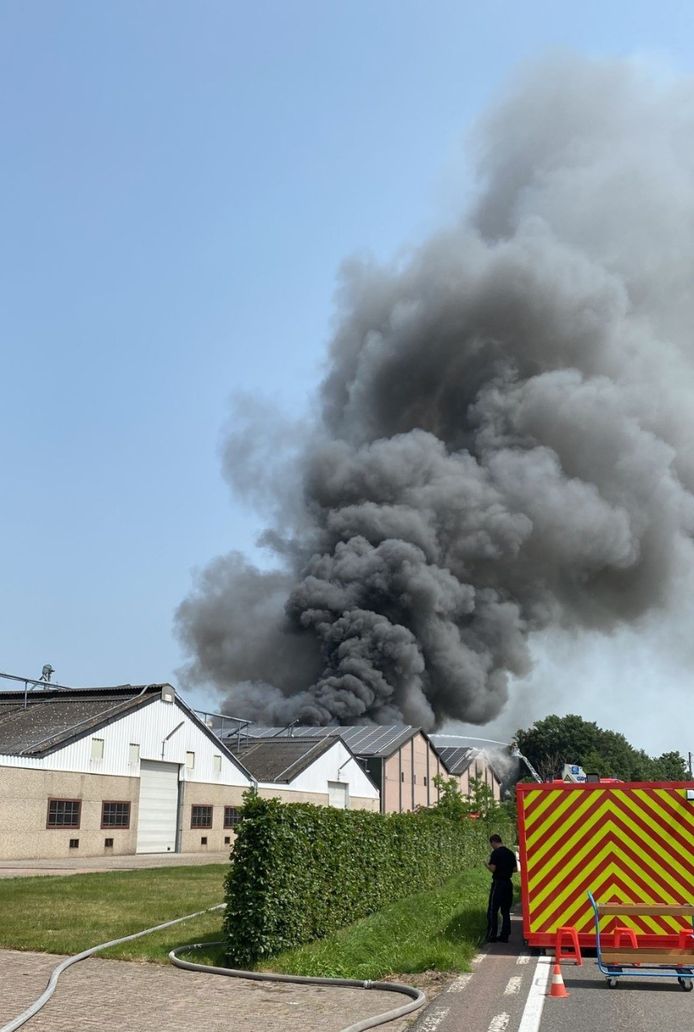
[224,795,506,966]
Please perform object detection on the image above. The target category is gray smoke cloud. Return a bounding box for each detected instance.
[176,55,694,730]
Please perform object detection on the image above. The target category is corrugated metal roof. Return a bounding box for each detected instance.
[0,685,163,756]
[241,724,419,757]
[227,737,336,783]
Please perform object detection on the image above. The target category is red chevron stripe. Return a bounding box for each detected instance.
[528,819,689,912]
[628,791,694,854]
[617,790,694,856]
[535,868,682,935]
[528,803,692,905]
[525,791,609,876]
[604,807,693,895]
[529,833,689,932]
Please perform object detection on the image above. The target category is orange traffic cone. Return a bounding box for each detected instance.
[547,962,570,998]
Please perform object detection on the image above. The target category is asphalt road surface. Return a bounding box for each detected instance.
[409,912,693,1032]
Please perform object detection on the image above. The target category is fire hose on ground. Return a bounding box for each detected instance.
[0,904,426,1032]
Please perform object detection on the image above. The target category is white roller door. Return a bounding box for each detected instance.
[328,781,348,809]
[136,760,180,853]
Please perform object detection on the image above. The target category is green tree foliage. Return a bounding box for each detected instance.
[515,714,688,782]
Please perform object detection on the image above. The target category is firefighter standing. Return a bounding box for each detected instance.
[486,833,517,942]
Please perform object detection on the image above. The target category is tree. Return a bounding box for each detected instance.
[514,714,688,783]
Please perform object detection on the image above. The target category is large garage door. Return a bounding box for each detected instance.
[136,760,180,853]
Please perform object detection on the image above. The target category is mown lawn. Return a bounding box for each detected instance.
[0,864,493,976]
[0,865,228,960]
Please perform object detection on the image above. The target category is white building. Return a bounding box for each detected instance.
[0,682,255,860]
[0,682,381,861]
[227,736,380,811]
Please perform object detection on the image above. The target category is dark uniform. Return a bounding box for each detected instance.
[486,843,517,942]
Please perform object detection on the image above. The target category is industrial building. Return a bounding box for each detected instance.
[428,739,502,800]
[241,724,451,812]
[227,735,379,810]
[0,682,379,861]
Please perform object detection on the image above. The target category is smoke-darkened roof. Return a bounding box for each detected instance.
[240,724,421,758]
[226,736,338,783]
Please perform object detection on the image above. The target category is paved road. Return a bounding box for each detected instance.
[540,956,694,1032]
[410,910,694,1032]
[0,851,230,878]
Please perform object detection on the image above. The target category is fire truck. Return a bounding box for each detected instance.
[516,778,694,948]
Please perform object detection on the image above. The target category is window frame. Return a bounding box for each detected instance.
[46,798,82,829]
[101,800,131,829]
[191,804,213,829]
[223,806,243,829]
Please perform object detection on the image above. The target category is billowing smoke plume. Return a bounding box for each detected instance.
[176,56,694,729]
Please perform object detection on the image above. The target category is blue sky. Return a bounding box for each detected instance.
[2,2,694,748]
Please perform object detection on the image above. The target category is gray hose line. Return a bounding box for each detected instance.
[169,942,426,1032]
[2,903,426,1032]
[0,904,226,1032]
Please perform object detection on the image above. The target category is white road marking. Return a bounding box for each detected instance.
[516,954,531,965]
[418,1007,450,1031]
[517,956,552,1032]
[447,973,472,993]
[504,975,522,995]
[488,1014,511,1032]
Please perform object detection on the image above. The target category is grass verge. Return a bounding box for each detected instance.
[0,864,495,976]
[257,868,490,979]
[0,866,227,961]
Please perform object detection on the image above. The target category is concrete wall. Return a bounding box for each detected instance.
[178,781,248,853]
[382,734,445,813]
[257,786,379,811]
[0,766,139,860]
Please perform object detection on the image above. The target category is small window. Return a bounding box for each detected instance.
[423,776,428,787]
[104,837,114,848]
[101,801,131,828]
[213,754,222,774]
[47,799,81,828]
[224,806,243,829]
[186,751,195,770]
[191,805,212,828]
[129,743,140,766]
[401,771,405,783]
[69,838,79,849]
[91,738,104,760]
[201,836,208,845]
[224,835,231,845]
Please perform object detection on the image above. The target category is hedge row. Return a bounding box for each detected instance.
[224,795,508,966]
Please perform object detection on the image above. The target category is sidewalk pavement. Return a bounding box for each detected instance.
[0,950,411,1032]
[0,851,231,878]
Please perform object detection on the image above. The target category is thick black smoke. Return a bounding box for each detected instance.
[176,56,694,729]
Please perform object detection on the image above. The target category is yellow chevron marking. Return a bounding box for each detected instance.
[525,791,607,870]
[526,796,611,895]
[531,860,683,935]
[527,796,693,896]
[523,789,565,831]
[529,822,688,927]
[634,789,694,843]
